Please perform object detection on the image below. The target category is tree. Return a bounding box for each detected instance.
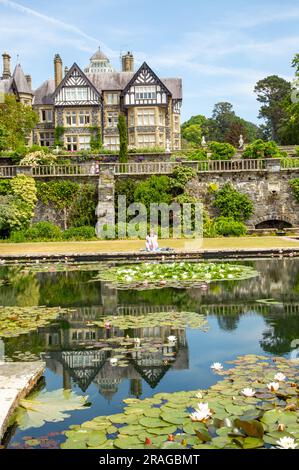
[211,102,236,141]
[292,53,299,76]
[254,75,291,142]
[0,94,38,150]
[182,124,202,146]
[0,124,8,151]
[225,119,248,147]
[117,114,128,163]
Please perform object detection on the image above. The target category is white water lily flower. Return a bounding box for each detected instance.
[134,338,141,347]
[168,336,177,344]
[241,388,256,397]
[276,437,298,449]
[274,373,286,382]
[210,362,223,372]
[110,358,118,366]
[190,403,212,422]
[267,382,280,392]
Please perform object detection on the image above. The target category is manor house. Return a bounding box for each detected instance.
[0,48,182,151]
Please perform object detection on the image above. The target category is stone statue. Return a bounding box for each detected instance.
[201,136,207,147]
[239,134,244,149]
[165,139,171,153]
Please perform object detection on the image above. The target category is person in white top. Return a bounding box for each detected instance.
[145,231,159,251]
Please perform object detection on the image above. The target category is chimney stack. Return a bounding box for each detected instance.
[25,74,32,90]
[121,51,134,72]
[54,54,63,88]
[2,52,11,79]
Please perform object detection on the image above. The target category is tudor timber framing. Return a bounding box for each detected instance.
[121,62,171,107]
[53,63,102,107]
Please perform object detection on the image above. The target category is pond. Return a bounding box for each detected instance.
[0,258,299,449]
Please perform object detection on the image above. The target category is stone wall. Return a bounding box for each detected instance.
[186,169,299,228]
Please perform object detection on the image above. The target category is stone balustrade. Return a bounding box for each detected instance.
[0,158,299,179]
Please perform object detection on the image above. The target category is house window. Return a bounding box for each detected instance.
[106,93,119,105]
[104,136,120,151]
[79,135,91,150]
[173,115,180,133]
[174,139,180,150]
[66,135,78,151]
[40,109,53,122]
[39,132,54,147]
[65,87,88,101]
[137,134,156,148]
[159,133,164,146]
[78,111,91,126]
[65,111,77,126]
[137,109,155,126]
[129,112,134,126]
[159,110,165,126]
[107,112,118,128]
[135,86,156,100]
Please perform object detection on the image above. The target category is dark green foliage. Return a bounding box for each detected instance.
[214,184,254,222]
[62,226,95,240]
[213,216,247,237]
[10,145,50,164]
[25,222,62,240]
[0,180,11,195]
[117,114,128,163]
[242,139,282,159]
[10,222,62,242]
[208,141,236,160]
[134,175,172,210]
[37,181,78,209]
[170,166,197,194]
[54,126,65,147]
[290,179,299,203]
[254,75,291,142]
[90,126,102,152]
[36,181,97,228]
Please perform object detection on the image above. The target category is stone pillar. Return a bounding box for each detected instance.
[95,165,116,238]
[54,54,63,88]
[2,52,11,79]
[121,52,134,72]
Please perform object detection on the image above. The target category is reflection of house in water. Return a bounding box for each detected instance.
[41,304,189,399]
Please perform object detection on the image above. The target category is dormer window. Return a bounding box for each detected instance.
[135,85,156,100]
[65,87,88,101]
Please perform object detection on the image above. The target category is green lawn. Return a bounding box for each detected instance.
[1,236,299,256]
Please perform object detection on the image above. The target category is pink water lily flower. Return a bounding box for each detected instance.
[241,388,255,397]
[274,373,286,382]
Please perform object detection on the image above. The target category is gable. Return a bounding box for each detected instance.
[53,63,101,106]
[122,62,171,106]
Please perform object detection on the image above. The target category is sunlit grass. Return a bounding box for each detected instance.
[0,236,299,256]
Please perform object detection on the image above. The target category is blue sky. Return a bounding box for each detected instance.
[0,0,298,123]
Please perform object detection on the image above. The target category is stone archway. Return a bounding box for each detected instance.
[254,215,293,230]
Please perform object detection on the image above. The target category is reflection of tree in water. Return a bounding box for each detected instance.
[260,313,299,355]
[0,267,40,306]
[216,315,241,331]
[38,271,102,307]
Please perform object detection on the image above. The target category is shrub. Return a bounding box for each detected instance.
[118,114,128,163]
[10,175,37,230]
[187,149,208,161]
[26,222,62,240]
[62,226,95,240]
[208,141,236,160]
[20,150,57,166]
[134,175,172,210]
[242,140,282,159]
[295,146,299,157]
[11,145,50,164]
[213,183,253,222]
[213,216,247,237]
[290,179,299,203]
